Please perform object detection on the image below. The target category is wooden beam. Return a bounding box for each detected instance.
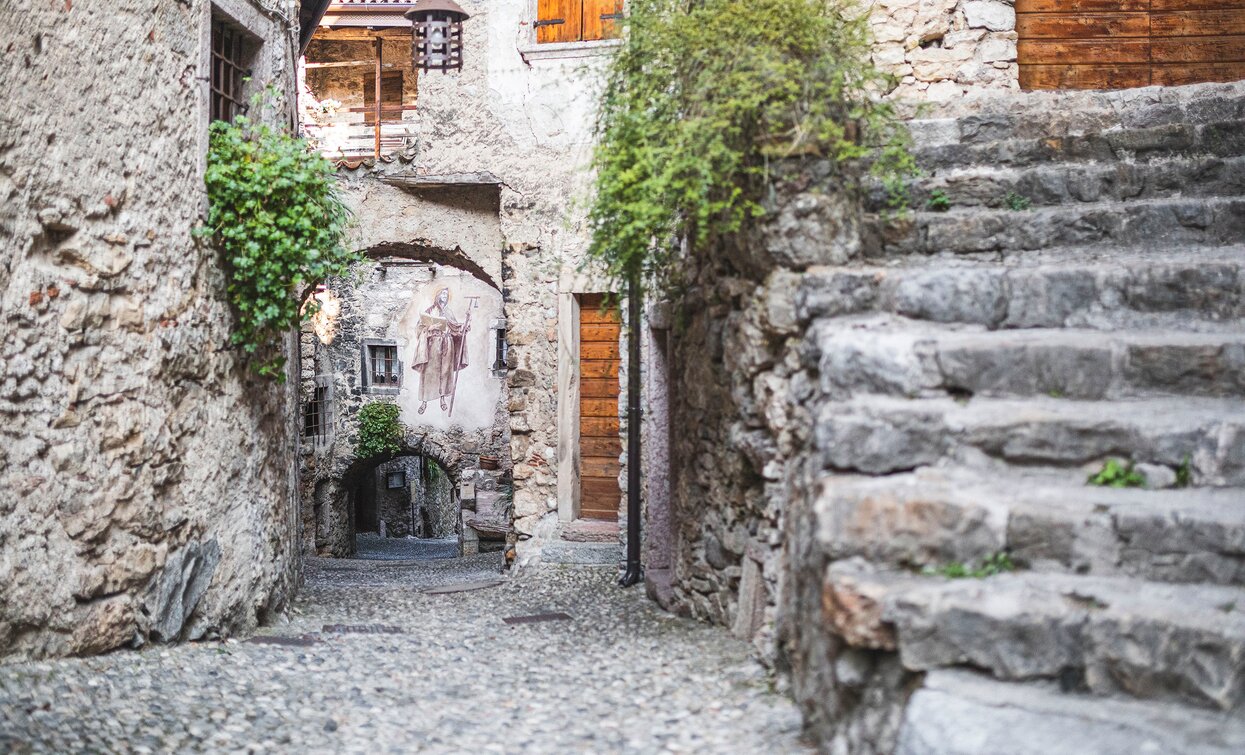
[305,59,404,69]
[314,28,409,41]
[374,37,383,158]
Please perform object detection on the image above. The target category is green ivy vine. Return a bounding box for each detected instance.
[199,110,358,379]
[356,402,405,459]
[587,0,915,292]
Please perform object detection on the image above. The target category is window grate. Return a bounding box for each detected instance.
[210,19,249,123]
[368,344,401,386]
[304,384,328,438]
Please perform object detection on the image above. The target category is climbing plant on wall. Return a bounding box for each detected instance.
[587,0,915,291]
[200,108,358,379]
[356,402,405,459]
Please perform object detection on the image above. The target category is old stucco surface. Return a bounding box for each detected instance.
[0,0,303,658]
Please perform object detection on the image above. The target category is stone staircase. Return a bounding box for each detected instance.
[793,81,1245,753]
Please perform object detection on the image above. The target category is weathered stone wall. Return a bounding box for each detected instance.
[661,163,858,660]
[869,0,1018,101]
[373,456,420,537]
[0,0,303,658]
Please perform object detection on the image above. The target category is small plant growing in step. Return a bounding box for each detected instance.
[924,552,1015,579]
[357,402,404,459]
[1175,455,1192,488]
[1005,191,1032,211]
[1087,459,1146,488]
[926,189,951,212]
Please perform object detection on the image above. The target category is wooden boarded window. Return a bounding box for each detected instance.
[537,0,623,44]
[578,294,622,521]
[363,70,404,126]
[1018,0,1245,90]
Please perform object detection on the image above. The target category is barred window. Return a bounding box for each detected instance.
[304,383,329,439]
[210,18,252,123]
[366,343,402,389]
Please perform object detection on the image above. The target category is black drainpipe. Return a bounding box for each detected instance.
[619,271,643,587]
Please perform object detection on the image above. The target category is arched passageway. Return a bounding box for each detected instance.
[299,247,514,563]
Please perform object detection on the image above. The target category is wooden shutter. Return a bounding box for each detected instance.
[578,294,622,521]
[363,70,404,125]
[537,0,583,44]
[583,0,623,41]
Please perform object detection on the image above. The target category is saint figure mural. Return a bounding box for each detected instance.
[411,287,472,416]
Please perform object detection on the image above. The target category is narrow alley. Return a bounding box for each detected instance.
[0,557,807,753]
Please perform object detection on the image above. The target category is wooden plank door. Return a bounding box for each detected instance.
[578,294,621,521]
[1151,0,1245,86]
[1017,0,1245,90]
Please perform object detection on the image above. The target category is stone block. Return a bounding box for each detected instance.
[962,0,1015,32]
[897,670,1245,755]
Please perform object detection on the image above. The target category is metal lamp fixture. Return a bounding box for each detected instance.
[405,0,470,73]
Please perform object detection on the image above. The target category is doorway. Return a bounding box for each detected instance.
[577,293,622,522]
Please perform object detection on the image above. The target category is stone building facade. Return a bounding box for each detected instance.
[296,0,626,567]
[0,0,309,658]
[297,256,510,557]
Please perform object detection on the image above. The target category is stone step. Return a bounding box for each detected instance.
[824,561,1245,710]
[813,318,1245,400]
[863,154,1245,212]
[813,470,1245,586]
[814,395,1245,485]
[864,196,1245,257]
[896,670,1245,755]
[906,119,1245,173]
[901,81,1245,148]
[797,245,1245,330]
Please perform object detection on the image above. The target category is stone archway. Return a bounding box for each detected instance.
[320,435,468,558]
[299,244,513,560]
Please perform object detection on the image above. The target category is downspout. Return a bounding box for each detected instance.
[619,270,643,587]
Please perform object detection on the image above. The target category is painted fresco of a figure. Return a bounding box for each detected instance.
[411,287,471,415]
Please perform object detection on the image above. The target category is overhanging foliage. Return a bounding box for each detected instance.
[587,0,915,291]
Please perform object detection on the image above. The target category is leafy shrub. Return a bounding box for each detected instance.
[587,0,915,292]
[1087,459,1146,488]
[200,112,357,379]
[357,402,404,459]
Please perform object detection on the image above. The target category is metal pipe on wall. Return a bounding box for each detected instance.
[619,272,643,587]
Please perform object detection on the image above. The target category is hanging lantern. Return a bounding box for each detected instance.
[405,0,470,73]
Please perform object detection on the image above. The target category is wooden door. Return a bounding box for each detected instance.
[578,294,621,521]
[1018,0,1245,90]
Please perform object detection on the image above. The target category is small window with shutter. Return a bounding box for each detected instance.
[536,0,623,44]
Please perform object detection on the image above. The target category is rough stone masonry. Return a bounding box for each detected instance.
[0,0,303,658]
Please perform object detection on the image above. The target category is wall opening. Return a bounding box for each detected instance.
[341,451,463,561]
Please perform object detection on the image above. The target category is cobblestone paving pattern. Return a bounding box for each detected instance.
[354,534,461,561]
[0,555,809,754]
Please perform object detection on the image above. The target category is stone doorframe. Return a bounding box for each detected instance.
[555,272,619,524]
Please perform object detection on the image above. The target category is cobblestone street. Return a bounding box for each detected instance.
[0,557,808,753]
